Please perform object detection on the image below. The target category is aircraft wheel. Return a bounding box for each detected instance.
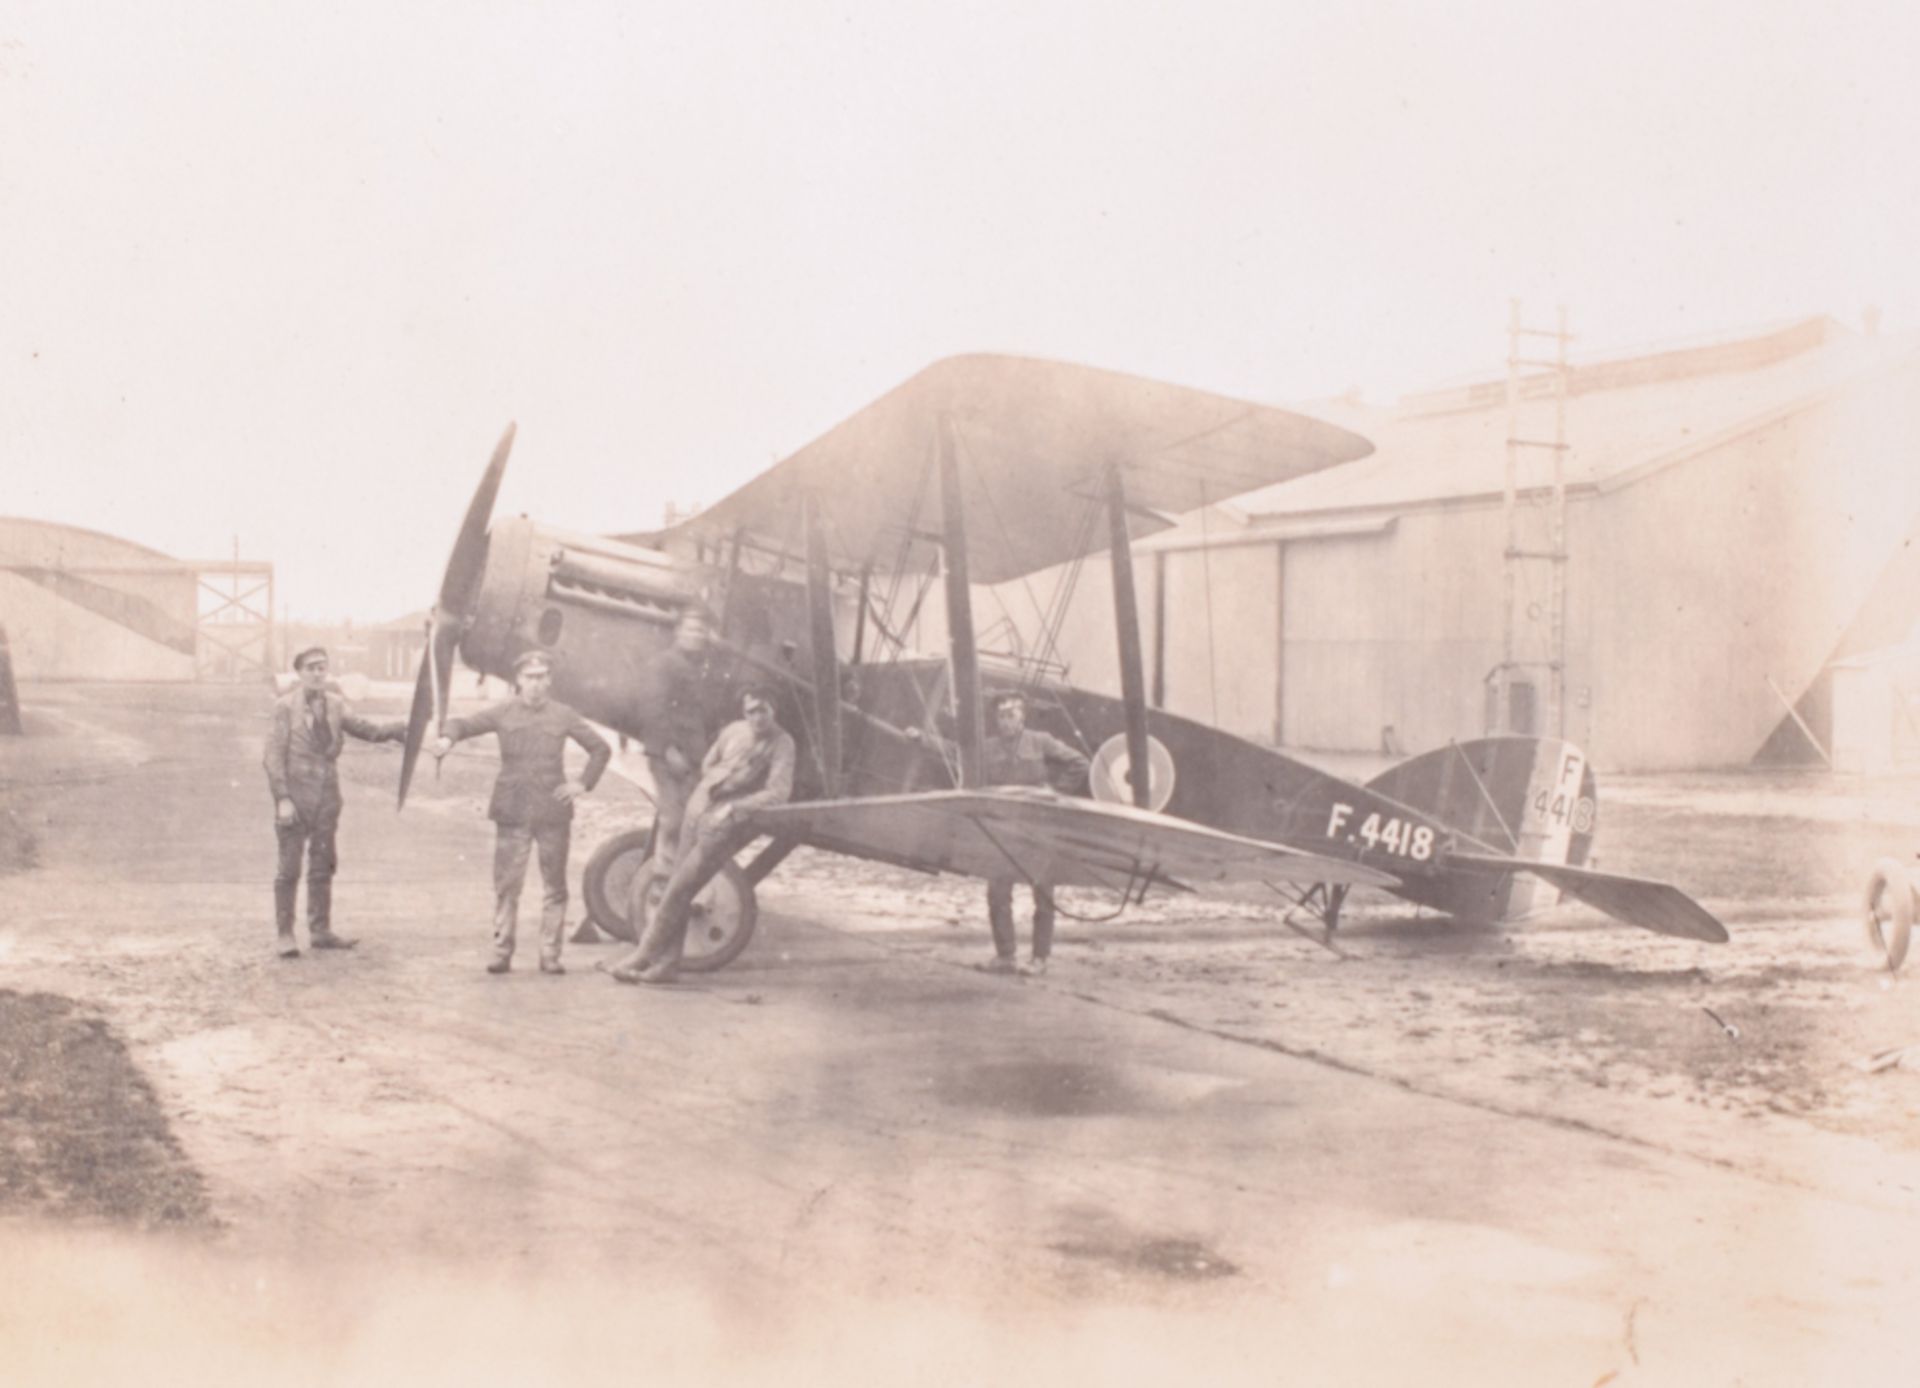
[626,858,759,974]
[1863,857,1914,973]
[582,827,655,943]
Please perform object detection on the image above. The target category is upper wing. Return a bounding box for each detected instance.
[630,355,1373,584]
[1449,852,1729,943]
[752,788,1402,895]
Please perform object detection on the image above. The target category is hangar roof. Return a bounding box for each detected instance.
[1235,316,1911,521]
[0,516,177,568]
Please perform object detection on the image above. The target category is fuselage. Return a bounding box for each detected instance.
[456,516,1590,924]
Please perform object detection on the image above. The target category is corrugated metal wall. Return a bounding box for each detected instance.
[1269,362,1920,770]
[1579,369,1920,768]
[1159,542,1280,743]
[1279,509,1504,754]
[891,353,1920,772]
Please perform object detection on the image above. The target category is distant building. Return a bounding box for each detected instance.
[987,317,1920,771]
[278,613,428,681]
[0,519,203,681]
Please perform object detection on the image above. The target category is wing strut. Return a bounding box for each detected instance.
[1105,461,1152,808]
[851,562,871,664]
[803,492,842,796]
[717,525,745,638]
[938,416,985,787]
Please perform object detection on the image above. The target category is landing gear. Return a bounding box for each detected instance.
[586,827,785,969]
[1863,857,1914,973]
[1271,881,1351,957]
[581,827,655,943]
[1306,882,1350,934]
[626,858,760,973]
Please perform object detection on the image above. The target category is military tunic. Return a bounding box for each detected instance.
[981,726,1089,962]
[442,697,612,966]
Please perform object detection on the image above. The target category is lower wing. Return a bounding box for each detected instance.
[752,789,1402,897]
[1448,852,1728,943]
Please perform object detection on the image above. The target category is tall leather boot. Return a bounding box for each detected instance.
[307,878,355,950]
[274,880,300,958]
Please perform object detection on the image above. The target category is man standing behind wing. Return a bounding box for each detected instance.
[612,686,794,985]
[979,692,1088,977]
[432,650,611,975]
[264,646,407,959]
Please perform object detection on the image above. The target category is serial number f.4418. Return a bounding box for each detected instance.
[1326,803,1435,860]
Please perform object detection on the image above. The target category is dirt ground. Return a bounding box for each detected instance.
[752,763,1920,1198]
[3,680,1919,1386]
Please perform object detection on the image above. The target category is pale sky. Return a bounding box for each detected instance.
[4,0,1917,620]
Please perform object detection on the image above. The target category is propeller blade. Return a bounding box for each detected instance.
[396,612,467,810]
[397,623,438,810]
[400,424,516,811]
[429,617,460,770]
[439,422,516,615]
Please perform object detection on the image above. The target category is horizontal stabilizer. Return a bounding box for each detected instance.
[1450,853,1728,943]
[754,789,1402,896]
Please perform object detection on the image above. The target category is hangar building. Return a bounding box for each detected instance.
[993,317,1920,772]
[0,519,273,682]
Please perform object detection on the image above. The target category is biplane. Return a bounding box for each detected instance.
[397,355,1729,971]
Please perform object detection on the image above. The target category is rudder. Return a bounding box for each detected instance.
[1365,737,1598,922]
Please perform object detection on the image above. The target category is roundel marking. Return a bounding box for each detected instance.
[1088,733,1177,813]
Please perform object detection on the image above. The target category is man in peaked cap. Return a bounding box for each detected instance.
[263,646,406,958]
[977,691,1088,978]
[433,648,611,975]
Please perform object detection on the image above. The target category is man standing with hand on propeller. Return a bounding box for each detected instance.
[264,646,406,959]
[433,650,612,975]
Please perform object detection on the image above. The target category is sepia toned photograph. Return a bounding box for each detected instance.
[4,3,1919,1383]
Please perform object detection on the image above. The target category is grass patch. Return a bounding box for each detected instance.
[0,991,212,1228]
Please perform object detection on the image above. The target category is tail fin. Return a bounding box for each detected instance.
[1367,737,1726,941]
[1366,736,1596,921]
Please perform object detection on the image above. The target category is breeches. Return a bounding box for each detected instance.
[632,818,748,970]
[274,802,342,931]
[646,756,695,871]
[987,876,1056,959]
[492,820,571,961]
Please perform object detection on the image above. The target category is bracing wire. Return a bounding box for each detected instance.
[957,430,1068,675]
[876,435,936,641]
[968,814,1138,924]
[949,430,1101,754]
[1033,502,1099,685]
[1002,495,1104,758]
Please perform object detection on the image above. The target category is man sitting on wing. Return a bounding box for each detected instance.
[612,686,794,985]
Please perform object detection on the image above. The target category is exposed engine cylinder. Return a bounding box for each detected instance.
[547,541,690,621]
